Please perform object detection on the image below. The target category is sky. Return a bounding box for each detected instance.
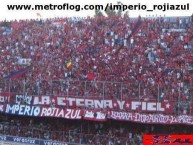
[0,0,192,21]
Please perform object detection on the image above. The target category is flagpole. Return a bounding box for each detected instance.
[9,78,11,99]
[23,78,26,96]
[38,75,41,96]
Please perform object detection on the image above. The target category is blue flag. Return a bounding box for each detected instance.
[3,66,32,80]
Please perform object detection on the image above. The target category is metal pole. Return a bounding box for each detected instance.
[62,125,65,142]
[9,79,11,99]
[121,83,123,101]
[157,84,160,113]
[23,78,26,96]
[39,76,42,96]
[32,128,34,138]
[84,81,87,96]
[103,82,105,110]
[138,82,140,101]
[68,130,71,143]
[84,81,87,109]
[51,80,53,95]
[178,83,181,115]
[67,84,69,109]
[103,82,105,98]
[37,78,40,96]
[138,82,140,113]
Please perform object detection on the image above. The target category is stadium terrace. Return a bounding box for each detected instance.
[0,15,193,144]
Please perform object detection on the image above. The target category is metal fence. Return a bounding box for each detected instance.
[0,79,192,115]
[0,123,138,145]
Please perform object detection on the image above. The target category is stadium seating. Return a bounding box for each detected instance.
[0,114,193,145]
[0,16,193,107]
[0,16,193,145]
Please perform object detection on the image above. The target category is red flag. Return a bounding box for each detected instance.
[87,72,95,80]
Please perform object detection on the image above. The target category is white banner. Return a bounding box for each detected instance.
[18,58,31,65]
[110,111,193,125]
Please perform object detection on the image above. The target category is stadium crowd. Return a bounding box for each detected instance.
[1,114,193,145]
[0,16,193,102]
[0,15,193,145]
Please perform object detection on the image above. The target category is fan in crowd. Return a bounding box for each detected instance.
[0,114,193,145]
[0,16,193,103]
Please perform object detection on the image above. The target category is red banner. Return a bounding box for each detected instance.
[110,111,193,125]
[0,93,190,113]
[30,95,174,113]
[3,104,193,125]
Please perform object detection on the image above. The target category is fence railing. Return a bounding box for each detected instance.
[0,123,138,145]
[0,79,192,115]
